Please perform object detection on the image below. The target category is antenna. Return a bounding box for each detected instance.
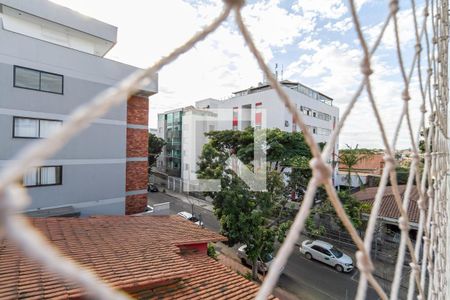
[281,64,284,80]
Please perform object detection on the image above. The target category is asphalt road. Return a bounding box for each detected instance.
[148,191,380,300]
[148,191,221,232]
[280,252,379,300]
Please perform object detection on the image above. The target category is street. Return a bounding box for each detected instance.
[148,191,379,300]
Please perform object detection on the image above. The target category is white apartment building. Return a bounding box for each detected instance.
[157,80,339,190]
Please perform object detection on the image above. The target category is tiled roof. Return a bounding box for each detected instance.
[132,253,276,300]
[0,215,228,299]
[353,185,420,223]
[339,153,385,175]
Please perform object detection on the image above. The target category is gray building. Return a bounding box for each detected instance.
[0,0,157,216]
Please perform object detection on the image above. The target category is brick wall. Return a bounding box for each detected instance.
[126,161,148,191]
[126,128,148,157]
[125,194,148,215]
[127,95,148,125]
[125,95,149,215]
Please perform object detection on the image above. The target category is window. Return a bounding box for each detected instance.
[232,107,238,130]
[255,102,262,129]
[13,117,62,138]
[14,66,63,94]
[312,245,324,252]
[330,247,343,258]
[23,166,62,187]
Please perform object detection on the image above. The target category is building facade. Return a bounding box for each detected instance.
[0,0,157,216]
[157,81,339,189]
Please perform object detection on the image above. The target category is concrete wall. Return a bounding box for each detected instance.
[0,0,117,43]
[0,9,157,215]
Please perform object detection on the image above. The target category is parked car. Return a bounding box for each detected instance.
[237,245,274,274]
[299,240,353,272]
[177,211,203,227]
[148,184,159,192]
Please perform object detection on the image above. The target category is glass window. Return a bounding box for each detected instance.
[232,107,238,130]
[166,113,173,124]
[14,66,63,94]
[23,167,38,186]
[255,102,262,129]
[312,245,323,252]
[330,247,343,258]
[14,67,40,90]
[13,117,62,138]
[40,166,57,185]
[39,119,62,138]
[23,166,62,187]
[14,117,39,138]
[40,72,63,94]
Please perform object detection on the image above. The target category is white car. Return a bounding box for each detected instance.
[177,211,203,227]
[237,245,274,273]
[300,240,354,272]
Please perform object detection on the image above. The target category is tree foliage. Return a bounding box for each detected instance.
[148,132,165,174]
[197,127,313,279]
[338,144,375,189]
[306,191,368,236]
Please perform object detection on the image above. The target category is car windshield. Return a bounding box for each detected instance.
[329,247,343,258]
[261,253,273,263]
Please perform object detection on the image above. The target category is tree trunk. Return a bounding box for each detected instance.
[251,260,258,280]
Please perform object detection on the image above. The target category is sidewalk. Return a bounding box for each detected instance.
[164,190,215,211]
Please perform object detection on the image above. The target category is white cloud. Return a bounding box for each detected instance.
[324,17,353,33]
[297,36,321,50]
[363,6,422,51]
[240,0,316,60]
[49,0,426,149]
[293,0,347,19]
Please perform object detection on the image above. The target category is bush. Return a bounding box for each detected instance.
[207,243,218,260]
[305,215,326,237]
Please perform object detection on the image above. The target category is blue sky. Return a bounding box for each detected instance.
[51,0,427,149]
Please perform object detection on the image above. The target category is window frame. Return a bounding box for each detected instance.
[13,65,64,95]
[13,116,63,139]
[23,165,63,188]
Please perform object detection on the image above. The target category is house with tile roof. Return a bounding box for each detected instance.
[353,185,420,242]
[0,215,275,299]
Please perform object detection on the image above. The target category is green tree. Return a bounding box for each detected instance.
[148,132,165,175]
[197,128,310,279]
[308,191,368,235]
[338,145,375,190]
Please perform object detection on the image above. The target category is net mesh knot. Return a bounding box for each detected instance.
[389,0,399,13]
[309,157,332,184]
[223,0,245,8]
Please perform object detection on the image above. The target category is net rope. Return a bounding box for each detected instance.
[0,0,447,299]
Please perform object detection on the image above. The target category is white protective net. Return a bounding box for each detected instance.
[0,0,448,299]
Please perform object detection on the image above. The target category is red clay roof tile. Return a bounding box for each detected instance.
[353,185,420,223]
[0,215,273,299]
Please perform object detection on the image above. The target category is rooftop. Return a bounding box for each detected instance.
[232,80,333,105]
[0,0,116,56]
[353,185,420,224]
[0,215,276,299]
